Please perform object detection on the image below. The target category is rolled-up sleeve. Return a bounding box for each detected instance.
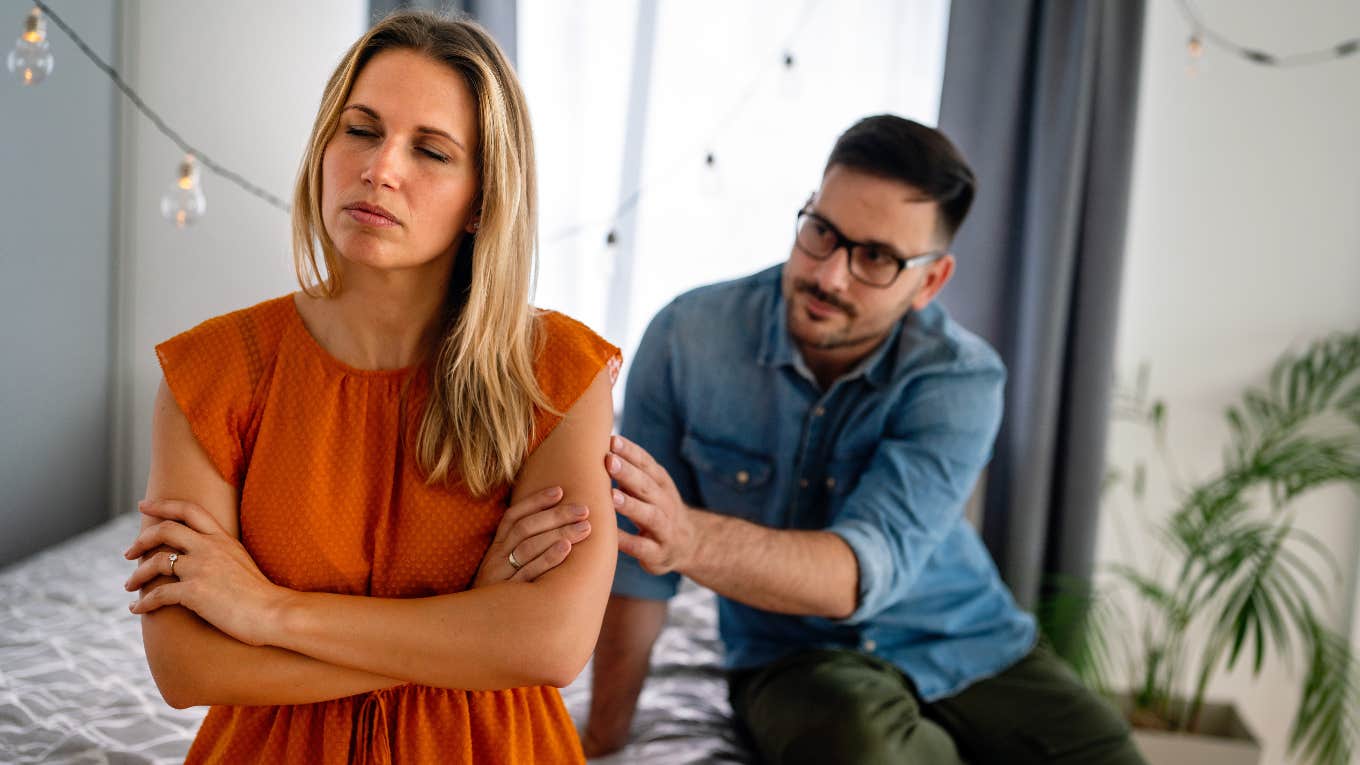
[613,301,695,601]
[827,361,1005,624]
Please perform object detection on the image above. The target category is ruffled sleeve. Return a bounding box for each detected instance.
[528,310,622,454]
[153,298,289,487]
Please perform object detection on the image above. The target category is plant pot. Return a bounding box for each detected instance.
[1115,694,1261,765]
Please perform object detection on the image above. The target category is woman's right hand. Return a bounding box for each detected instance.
[472,486,593,587]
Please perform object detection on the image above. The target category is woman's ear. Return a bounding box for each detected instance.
[466,214,480,234]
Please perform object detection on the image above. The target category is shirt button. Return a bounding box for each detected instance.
[799,478,809,489]
[862,639,877,652]
[825,477,837,489]
[812,406,826,417]
[735,470,750,485]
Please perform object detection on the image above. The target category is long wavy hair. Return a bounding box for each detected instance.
[291,11,551,496]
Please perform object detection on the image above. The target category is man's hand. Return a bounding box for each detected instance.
[605,435,698,576]
[472,486,593,587]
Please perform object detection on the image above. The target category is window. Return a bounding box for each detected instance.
[520,0,951,389]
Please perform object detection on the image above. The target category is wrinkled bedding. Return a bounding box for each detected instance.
[0,513,751,764]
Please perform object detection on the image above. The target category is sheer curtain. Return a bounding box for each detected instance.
[519,0,952,390]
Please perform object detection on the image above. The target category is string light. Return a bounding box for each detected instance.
[1186,31,1204,76]
[7,6,53,86]
[16,1,290,228]
[1177,0,1359,70]
[161,155,207,228]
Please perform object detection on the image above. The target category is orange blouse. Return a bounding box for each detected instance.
[154,295,620,764]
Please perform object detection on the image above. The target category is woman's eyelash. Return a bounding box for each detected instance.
[345,127,449,163]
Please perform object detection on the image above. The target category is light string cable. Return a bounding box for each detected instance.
[31,1,292,212]
[1177,0,1360,67]
[543,0,823,248]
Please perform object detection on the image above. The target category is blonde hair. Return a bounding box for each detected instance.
[292,11,552,496]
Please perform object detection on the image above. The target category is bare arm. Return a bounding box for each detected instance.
[675,511,857,619]
[582,594,669,756]
[607,436,859,619]
[255,368,618,689]
[138,379,403,708]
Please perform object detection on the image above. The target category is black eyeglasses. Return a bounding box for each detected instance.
[794,209,946,288]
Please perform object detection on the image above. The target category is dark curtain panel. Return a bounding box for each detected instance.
[369,0,516,64]
[936,1,1146,641]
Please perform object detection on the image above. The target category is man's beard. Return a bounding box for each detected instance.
[786,278,916,351]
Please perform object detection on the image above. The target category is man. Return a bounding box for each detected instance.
[582,116,1144,763]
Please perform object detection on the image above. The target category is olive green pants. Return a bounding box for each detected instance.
[728,644,1146,765]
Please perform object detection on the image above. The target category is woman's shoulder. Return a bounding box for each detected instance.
[532,309,621,390]
[156,294,295,382]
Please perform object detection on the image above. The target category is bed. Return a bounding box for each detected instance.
[0,512,752,764]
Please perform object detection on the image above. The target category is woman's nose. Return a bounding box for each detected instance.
[360,141,404,190]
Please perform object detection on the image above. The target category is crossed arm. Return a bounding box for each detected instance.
[128,369,616,708]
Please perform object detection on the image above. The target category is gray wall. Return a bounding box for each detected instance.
[0,0,118,568]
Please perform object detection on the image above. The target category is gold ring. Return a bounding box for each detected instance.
[167,552,178,576]
[508,550,524,571]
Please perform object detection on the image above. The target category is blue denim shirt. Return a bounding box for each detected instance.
[612,265,1036,701]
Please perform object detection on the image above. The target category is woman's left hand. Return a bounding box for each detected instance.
[124,499,286,647]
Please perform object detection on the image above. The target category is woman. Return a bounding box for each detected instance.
[121,12,617,763]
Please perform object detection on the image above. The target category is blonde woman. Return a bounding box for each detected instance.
[121,12,618,763]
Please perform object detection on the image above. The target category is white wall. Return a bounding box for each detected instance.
[1100,1,1360,762]
[111,1,367,516]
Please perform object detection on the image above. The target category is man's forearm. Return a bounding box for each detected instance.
[681,509,859,619]
[585,595,668,753]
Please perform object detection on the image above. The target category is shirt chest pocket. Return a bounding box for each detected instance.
[680,433,774,519]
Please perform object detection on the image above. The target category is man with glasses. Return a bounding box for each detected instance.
[583,115,1143,764]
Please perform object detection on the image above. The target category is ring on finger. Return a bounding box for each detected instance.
[168,552,179,577]
[508,550,524,571]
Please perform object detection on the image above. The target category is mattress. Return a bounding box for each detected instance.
[0,513,751,764]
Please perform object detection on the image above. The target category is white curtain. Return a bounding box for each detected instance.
[519,0,951,389]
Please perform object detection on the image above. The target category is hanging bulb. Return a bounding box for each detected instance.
[161,154,207,228]
[1186,32,1204,76]
[7,7,54,86]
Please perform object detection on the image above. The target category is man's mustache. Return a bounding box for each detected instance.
[793,279,856,318]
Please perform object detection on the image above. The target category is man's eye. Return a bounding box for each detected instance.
[860,248,889,264]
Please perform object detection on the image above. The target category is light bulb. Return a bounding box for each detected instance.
[7,7,53,86]
[1186,33,1204,77]
[779,50,802,98]
[161,155,207,228]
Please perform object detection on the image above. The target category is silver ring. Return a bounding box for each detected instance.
[167,552,179,576]
[508,550,524,571]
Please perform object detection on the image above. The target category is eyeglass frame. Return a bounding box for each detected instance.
[793,207,948,288]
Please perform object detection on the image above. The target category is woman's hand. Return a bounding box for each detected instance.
[472,485,593,587]
[124,499,286,647]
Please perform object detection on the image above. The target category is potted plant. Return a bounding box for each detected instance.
[1044,331,1360,765]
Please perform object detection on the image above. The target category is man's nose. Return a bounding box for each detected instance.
[812,246,853,293]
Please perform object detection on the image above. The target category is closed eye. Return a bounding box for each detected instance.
[345,127,449,163]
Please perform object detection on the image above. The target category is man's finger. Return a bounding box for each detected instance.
[617,530,663,568]
[606,452,659,503]
[610,435,673,491]
[611,488,663,534]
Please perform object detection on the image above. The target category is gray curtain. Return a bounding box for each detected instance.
[936,0,1146,631]
[369,0,516,64]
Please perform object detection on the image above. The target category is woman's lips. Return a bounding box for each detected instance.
[345,207,398,227]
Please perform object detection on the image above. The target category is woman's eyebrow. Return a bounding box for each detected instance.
[342,104,467,152]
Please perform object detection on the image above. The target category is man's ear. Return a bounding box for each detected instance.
[911,254,955,310]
